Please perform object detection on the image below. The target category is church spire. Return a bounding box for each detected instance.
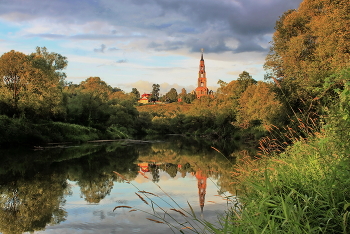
[195,48,209,99]
[195,170,207,217]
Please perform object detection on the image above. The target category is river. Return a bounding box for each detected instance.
[0,135,243,234]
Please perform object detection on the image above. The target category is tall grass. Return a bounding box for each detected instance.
[111,115,350,233]
[207,119,350,233]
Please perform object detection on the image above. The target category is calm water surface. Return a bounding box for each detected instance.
[0,136,238,234]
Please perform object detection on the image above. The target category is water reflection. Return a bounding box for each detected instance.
[0,136,241,234]
[0,172,68,234]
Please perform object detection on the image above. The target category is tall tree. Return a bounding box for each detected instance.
[0,50,28,112]
[177,88,187,102]
[237,71,257,93]
[30,46,68,85]
[265,0,350,100]
[131,87,140,99]
[165,88,178,102]
[0,48,68,118]
[65,77,112,126]
[29,47,68,118]
[150,84,160,101]
[237,81,282,128]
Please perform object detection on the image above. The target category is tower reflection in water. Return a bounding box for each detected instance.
[137,162,208,216]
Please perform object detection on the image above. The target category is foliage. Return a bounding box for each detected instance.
[206,68,350,232]
[0,47,67,119]
[265,0,350,110]
[0,141,139,233]
[0,173,68,234]
[237,81,282,128]
[131,87,140,100]
[0,115,100,144]
[63,77,139,136]
[216,125,350,233]
[236,71,257,93]
[164,87,178,102]
[150,83,160,101]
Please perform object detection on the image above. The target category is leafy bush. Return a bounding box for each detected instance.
[214,124,350,233]
[106,125,130,139]
[0,116,100,145]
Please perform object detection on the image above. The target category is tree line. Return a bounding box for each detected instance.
[137,0,350,144]
[0,0,349,145]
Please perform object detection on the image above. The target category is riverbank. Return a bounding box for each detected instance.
[0,115,132,146]
[207,117,350,233]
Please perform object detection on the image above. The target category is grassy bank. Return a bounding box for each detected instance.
[207,122,350,233]
[0,115,129,145]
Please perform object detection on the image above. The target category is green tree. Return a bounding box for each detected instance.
[64,77,140,135]
[28,47,68,118]
[64,77,112,127]
[0,48,68,119]
[165,88,178,102]
[237,71,257,93]
[178,88,187,102]
[0,50,28,114]
[31,46,68,85]
[150,84,160,101]
[0,174,68,234]
[130,87,140,100]
[183,93,196,104]
[264,0,350,102]
[237,81,282,128]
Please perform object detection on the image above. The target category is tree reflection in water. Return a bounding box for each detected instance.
[0,174,68,234]
[0,141,139,233]
[0,136,252,233]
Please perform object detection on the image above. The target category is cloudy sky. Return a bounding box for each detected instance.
[0,0,302,94]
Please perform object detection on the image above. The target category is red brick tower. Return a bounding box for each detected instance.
[195,170,207,215]
[195,49,209,99]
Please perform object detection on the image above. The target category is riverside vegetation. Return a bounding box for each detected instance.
[1,0,350,232]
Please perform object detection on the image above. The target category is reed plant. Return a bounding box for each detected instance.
[207,119,350,233]
[112,170,235,233]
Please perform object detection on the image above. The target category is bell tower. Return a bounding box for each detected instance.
[195,170,207,216]
[195,48,209,98]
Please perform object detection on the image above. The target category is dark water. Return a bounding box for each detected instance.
[0,135,240,234]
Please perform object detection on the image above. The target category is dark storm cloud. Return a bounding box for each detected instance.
[0,0,303,54]
[147,0,302,53]
[234,39,266,53]
[188,38,233,54]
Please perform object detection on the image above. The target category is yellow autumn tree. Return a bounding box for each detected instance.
[265,0,350,97]
[0,48,67,118]
[237,81,282,128]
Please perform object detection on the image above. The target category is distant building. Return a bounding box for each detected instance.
[195,49,211,99]
[138,93,151,104]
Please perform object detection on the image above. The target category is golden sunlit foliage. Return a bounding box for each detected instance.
[0,48,67,118]
[237,82,282,128]
[265,0,350,96]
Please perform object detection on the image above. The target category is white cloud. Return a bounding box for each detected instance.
[0,0,303,91]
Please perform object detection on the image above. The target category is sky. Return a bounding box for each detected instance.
[0,0,303,94]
